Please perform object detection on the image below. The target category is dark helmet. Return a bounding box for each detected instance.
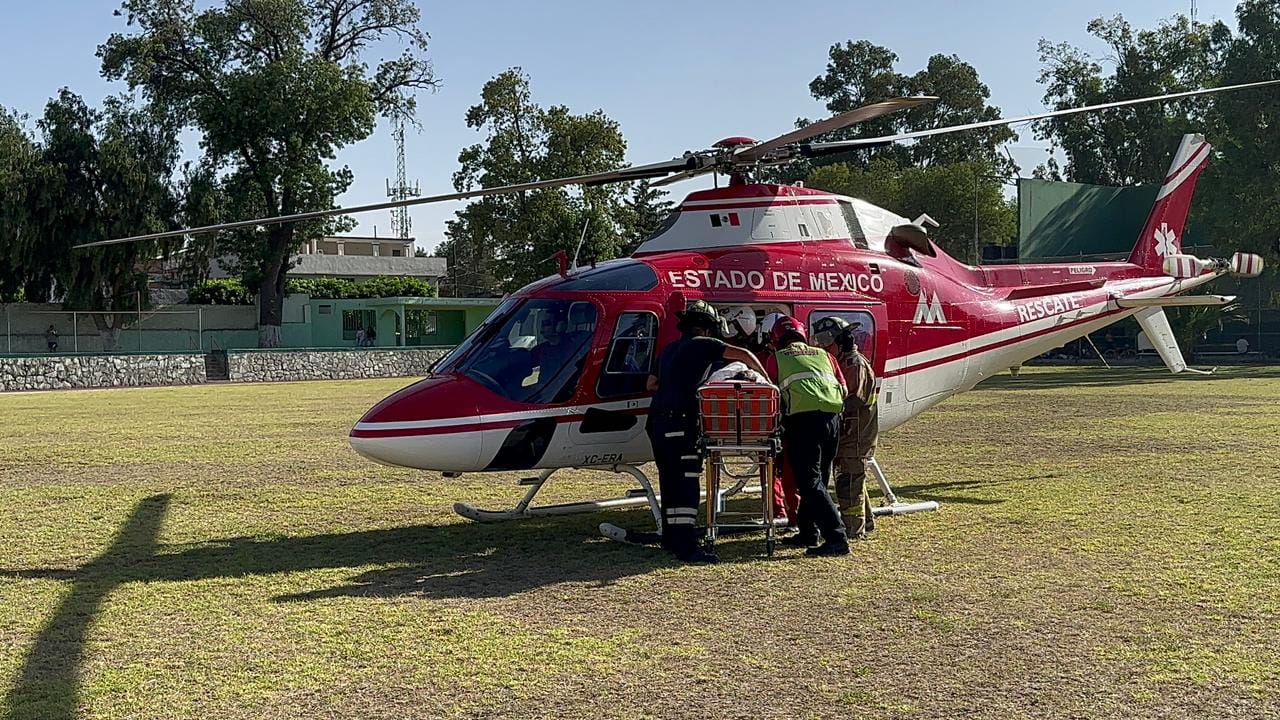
[768,315,807,348]
[677,299,725,335]
[812,315,859,348]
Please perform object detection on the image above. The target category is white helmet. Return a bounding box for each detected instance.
[760,312,786,341]
[723,306,757,337]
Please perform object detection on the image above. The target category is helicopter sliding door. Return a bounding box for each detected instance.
[565,305,661,466]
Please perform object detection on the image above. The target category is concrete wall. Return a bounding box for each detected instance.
[0,353,206,392]
[227,347,449,383]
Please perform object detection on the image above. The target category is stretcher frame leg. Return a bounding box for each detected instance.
[703,446,778,556]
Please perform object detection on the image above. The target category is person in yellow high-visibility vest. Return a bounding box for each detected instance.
[813,315,878,539]
[764,315,850,557]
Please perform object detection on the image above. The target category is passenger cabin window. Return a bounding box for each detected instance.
[597,312,658,398]
[808,309,876,363]
[838,201,869,249]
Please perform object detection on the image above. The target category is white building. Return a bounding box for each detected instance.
[302,235,415,258]
[208,235,447,283]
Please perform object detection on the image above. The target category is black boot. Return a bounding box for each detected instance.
[781,533,819,548]
[679,547,720,564]
[806,539,850,557]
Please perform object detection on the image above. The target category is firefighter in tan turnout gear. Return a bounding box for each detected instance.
[813,315,878,539]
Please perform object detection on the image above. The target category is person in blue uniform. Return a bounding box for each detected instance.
[646,299,767,563]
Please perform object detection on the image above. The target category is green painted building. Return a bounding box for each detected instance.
[304,296,501,348]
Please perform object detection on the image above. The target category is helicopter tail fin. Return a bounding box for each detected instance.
[1128,134,1211,272]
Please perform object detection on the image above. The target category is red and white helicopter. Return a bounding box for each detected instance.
[85,80,1276,536]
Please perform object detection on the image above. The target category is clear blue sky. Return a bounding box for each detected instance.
[0,0,1243,252]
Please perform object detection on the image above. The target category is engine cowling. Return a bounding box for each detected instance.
[1230,252,1264,278]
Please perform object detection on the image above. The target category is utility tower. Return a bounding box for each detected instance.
[386,112,420,241]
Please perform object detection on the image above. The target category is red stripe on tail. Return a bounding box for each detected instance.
[1128,134,1211,271]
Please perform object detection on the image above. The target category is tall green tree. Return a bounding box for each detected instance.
[440,68,629,294]
[806,159,1016,261]
[799,41,1017,257]
[11,91,184,350]
[1035,14,1229,186]
[1037,6,1280,340]
[99,0,437,346]
[618,180,673,255]
[803,41,1016,171]
[0,111,45,302]
[1201,0,1280,261]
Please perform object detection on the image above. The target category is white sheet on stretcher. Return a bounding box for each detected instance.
[704,362,773,386]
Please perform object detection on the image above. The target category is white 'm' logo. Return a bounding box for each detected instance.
[913,292,947,325]
[1154,223,1178,257]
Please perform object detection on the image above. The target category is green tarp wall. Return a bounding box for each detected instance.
[1017,178,1160,259]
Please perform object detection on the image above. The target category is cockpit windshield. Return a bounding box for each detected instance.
[455,298,598,405]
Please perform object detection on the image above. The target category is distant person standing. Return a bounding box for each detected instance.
[45,325,58,352]
[367,325,377,347]
[355,327,367,347]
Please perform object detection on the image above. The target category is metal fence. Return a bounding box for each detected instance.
[3,306,231,355]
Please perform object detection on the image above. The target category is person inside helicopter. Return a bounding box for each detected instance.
[721,305,768,360]
[458,299,598,404]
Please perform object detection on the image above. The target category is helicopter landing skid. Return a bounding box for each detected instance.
[453,464,663,527]
[867,457,940,517]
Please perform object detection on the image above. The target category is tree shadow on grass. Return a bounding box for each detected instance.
[2,500,673,719]
[4,494,170,720]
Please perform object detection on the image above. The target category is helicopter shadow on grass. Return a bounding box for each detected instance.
[1,496,676,720]
[884,478,1009,507]
[978,365,1280,390]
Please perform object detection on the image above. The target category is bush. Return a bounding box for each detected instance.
[285,276,436,299]
[353,276,438,298]
[285,277,357,299]
[188,279,253,305]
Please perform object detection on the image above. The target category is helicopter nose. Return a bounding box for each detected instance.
[348,376,486,471]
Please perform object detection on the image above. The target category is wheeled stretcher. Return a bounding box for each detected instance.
[697,380,783,556]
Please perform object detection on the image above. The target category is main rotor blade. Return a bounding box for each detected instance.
[734,96,938,163]
[73,157,697,248]
[650,165,718,188]
[804,79,1280,156]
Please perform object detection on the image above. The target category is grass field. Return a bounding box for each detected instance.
[2,367,1279,719]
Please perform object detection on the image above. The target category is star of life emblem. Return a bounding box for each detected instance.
[1154,223,1178,257]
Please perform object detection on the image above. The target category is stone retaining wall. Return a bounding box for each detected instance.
[227,348,447,383]
[0,353,206,392]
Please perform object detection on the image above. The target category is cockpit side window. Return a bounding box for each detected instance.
[597,312,658,398]
[838,201,869,249]
[458,298,598,404]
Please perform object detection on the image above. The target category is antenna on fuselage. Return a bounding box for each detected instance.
[570,213,590,273]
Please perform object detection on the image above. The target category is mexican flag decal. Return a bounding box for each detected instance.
[709,212,740,228]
